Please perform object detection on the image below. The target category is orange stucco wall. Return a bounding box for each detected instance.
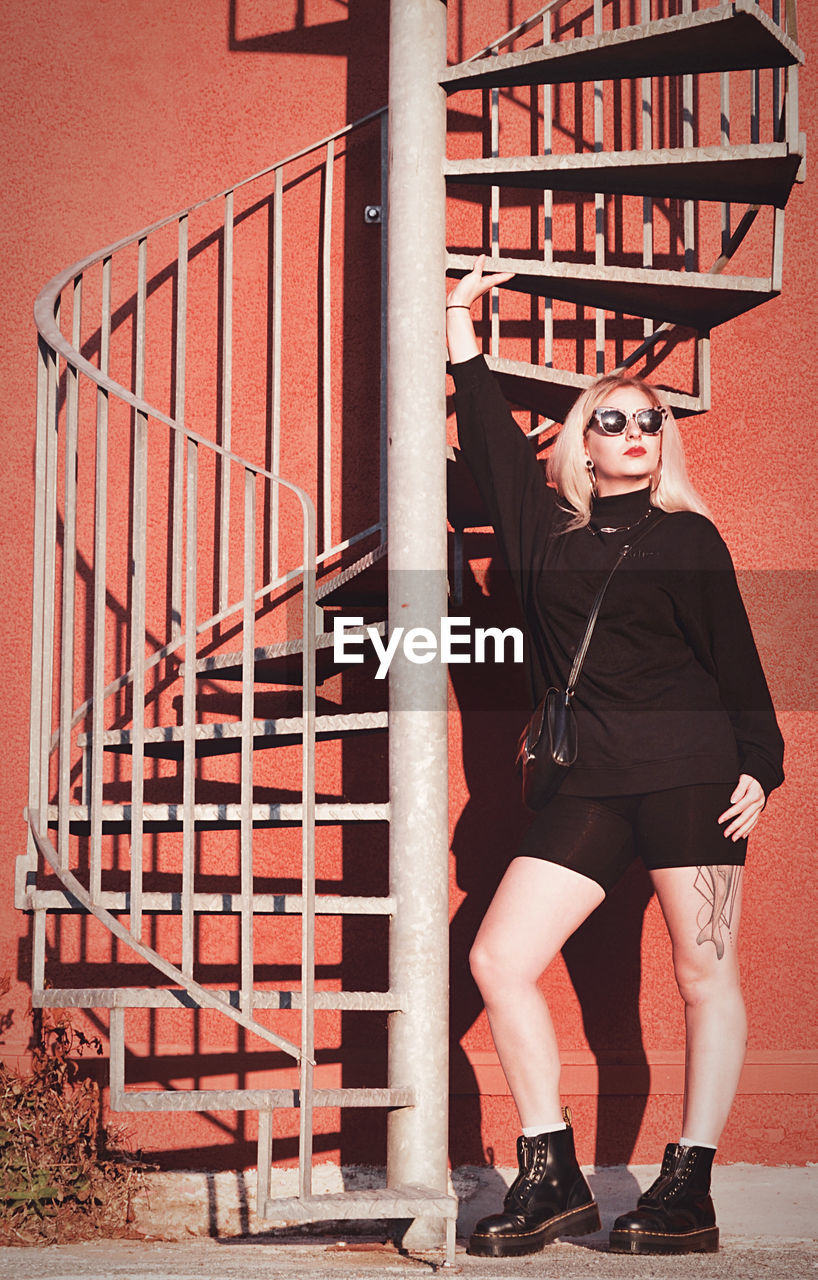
[1,0,815,1175]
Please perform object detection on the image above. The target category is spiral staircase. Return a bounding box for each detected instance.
[18,0,803,1256]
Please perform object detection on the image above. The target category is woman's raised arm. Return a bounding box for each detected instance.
[446,254,515,363]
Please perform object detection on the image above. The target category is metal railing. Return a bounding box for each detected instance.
[18,107,389,1200]
[24,268,321,1027]
[470,0,795,67]
[447,0,802,413]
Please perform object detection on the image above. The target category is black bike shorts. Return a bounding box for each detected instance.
[514,783,748,894]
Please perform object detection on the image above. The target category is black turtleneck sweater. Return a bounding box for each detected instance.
[453,353,785,799]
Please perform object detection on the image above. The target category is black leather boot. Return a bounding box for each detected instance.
[467,1119,601,1257]
[609,1142,719,1254]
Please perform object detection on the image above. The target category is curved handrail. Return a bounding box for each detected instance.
[34,103,388,351]
[28,817,311,1063]
[32,309,318,748]
[31,110,393,745]
[23,107,367,1071]
[32,103,387,724]
[34,103,388,415]
[465,0,573,61]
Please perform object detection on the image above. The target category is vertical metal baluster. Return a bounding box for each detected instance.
[182,440,198,978]
[270,170,283,581]
[130,237,148,942]
[710,28,730,408]
[25,335,50,891]
[240,470,256,1017]
[171,216,188,638]
[490,75,500,357]
[752,67,760,146]
[777,4,799,297]
[379,113,389,535]
[785,65,799,155]
[682,0,695,272]
[772,0,781,130]
[298,507,317,1201]
[322,142,334,557]
[542,14,553,367]
[697,331,712,413]
[784,0,798,155]
[33,908,47,995]
[771,204,786,293]
[109,1007,125,1109]
[593,0,605,374]
[57,277,83,870]
[90,258,112,903]
[257,1109,273,1214]
[642,0,654,340]
[219,192,234,612]
[39,304,60,859]
[720,72,731,255]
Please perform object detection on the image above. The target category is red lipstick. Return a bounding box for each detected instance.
[624,446,646,456]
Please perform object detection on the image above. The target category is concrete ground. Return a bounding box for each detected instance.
[1,1164,815,1280]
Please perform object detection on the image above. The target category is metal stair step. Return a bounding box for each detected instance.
[446,252,775,329]
[26,892,396,915]
[445,143,802,209]
[35,987,403,1011]
[317,541,388,609]
[485,354,705,420]
[111,1087,415,1114]
[194,622,386,684]
[262,1185,457,1223]
[441,1,802,93]
[77,711,389,759]
[45,802,390,831]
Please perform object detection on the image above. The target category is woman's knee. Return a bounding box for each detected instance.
[673,950,743,1007]
[471,931,553,998]
[468,937,501,996]
[469,935,540,999]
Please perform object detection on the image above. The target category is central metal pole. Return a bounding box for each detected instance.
[385,0,450,1252]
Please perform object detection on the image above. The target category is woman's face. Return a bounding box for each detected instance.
[583,384,662,497]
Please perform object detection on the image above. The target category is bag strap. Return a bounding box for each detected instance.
[565,512,668,695]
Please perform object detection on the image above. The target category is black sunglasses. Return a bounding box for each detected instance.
[588,406,666,436]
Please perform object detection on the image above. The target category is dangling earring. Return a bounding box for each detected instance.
[651,458,663,494]
[585,457,597,496]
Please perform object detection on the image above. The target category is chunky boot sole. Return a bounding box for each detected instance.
[609,1225,719,1255]
[467,1201,601,1257]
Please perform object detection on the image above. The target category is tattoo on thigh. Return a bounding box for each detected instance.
[694,865,742,960]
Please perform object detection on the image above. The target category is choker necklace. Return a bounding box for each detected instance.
[587,509,652,537]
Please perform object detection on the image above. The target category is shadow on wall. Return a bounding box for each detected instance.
[447,536,654,1170]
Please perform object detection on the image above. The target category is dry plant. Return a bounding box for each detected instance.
[0,980,150,1244]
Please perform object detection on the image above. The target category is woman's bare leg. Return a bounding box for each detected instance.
[469,856,605,1127]
[650,864,746,1144]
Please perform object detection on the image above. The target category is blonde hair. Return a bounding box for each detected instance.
[547,373,712,532]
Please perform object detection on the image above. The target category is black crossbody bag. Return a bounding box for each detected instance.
[516,514,667,811]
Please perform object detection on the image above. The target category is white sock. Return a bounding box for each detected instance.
[522,1121,567,1137]
[679,1137,717,1149]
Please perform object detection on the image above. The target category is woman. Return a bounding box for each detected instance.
[446,257,784,1258]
